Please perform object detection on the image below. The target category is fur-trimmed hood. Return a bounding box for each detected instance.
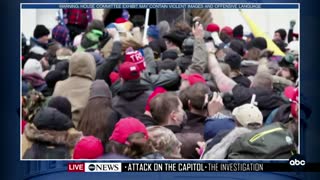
[201,127,252,159]
[24,123,82,147]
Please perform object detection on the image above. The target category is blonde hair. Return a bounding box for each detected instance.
[147,126,182,158]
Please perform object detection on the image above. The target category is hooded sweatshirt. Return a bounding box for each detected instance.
[53,52,96,127]
[112,79,150,118]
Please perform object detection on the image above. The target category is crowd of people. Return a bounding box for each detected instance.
[21,9,308,159]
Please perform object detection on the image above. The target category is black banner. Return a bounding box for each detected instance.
[121,162,320,172]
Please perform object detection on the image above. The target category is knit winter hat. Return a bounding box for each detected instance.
[161,50,178,60]
[89,80,112,100]
[109,117,148,144]
[48,96,72,119]
[33,25,50,39]
[24,59,43,76]
[147,25,160,39]
[33,107,74,131]
[229,39,245,56]
[233,25,244,38]
[247,37,267,50]
[124,48,146,71]
[73,136,104,159]
[224,51,242,70]
[45,70,65,88]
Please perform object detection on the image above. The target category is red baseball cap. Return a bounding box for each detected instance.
[145,87,167,112]
[221,26,233,36]
[119,61,140,81]
[125,49,146,71]
[73,136,104,159]
[109,72,120,85]
[284,86,299,118]
[180,73,206,86]
[109,117,148,144]
[115,17,127,23]
[206,23,220,33]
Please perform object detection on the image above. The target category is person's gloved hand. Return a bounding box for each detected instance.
[290,20,296,29]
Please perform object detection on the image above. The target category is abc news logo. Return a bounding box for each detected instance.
[68,163,122,172]
[289,154,306,171]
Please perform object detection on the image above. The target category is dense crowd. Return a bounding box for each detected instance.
[21,9,310,159]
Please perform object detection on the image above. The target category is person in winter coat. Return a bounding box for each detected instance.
[112,62,150,118]
[200,95,263,159]
[206,42,285,121]
[105,117,164,159]
[53,52,96,128]
[176,37,194,73]
[149,92,199,159]
[77,20,108,52]
[30,25,50,51]
[22,97,82,159]
[22,59,47,96]
[177,83,211,159]
[240,47,261,77]
[78,80,120,146]
[224,51,251,87]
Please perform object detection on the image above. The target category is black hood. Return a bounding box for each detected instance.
[33,107,74,131]
[117,79,149,101]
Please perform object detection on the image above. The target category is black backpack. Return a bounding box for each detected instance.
[226,122,296,159]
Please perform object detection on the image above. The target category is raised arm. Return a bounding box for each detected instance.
[96,28,122,86]
[207,43,237,93]
[187,23,208,74]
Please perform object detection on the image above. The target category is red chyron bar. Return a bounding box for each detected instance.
[68,163,85,172]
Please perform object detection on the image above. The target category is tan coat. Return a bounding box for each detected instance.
[53,52,96,128]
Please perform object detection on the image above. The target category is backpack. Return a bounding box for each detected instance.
[226,122,296,159]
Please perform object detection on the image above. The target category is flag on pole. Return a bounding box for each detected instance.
[239,10,285,57]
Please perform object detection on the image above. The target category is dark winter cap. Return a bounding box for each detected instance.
[224,51,242,70]
[33,107,73,131]
[161,50,178,60]
[48,96,72,119]
[233,25,244,38]
[247,37,267,50]
[34,25,50,39]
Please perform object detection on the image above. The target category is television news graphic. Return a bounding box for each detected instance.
[67,159,320,172]
[68,163,121,172]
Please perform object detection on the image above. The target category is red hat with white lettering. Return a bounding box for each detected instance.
[125,48,146,71]
[119,61,140,81]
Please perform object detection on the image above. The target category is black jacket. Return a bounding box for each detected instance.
[232,75,251,88]
[178,112,206,159]
[112,79,150,118]
[96,41,122,86]
[231,84,285,121]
